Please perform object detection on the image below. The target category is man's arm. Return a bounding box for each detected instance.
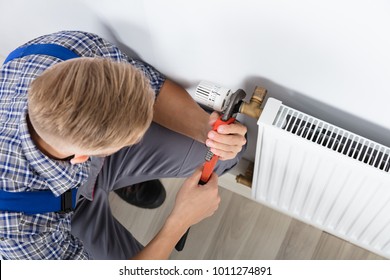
[153,79,247,160]
[131,168,220,260]
[153,79,210,143]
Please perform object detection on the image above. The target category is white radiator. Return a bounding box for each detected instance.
[252,98,390,258]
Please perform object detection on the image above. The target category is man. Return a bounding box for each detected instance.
[0,31,247,259]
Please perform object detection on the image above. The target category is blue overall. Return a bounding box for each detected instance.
[0,44,79,214]
[0,43,244,259]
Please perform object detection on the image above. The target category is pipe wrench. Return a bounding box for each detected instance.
[175,89,246,251]
[199,88,246,183]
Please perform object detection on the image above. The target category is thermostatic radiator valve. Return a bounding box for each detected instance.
[194,81,233,112]
[194,81,266,119]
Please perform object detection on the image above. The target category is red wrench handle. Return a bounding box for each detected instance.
[175,116,236,252]
[200,116,236,183]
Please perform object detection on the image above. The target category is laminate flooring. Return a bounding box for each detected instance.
[109,178,386,260]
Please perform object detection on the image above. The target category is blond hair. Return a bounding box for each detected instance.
[28,57,155,151]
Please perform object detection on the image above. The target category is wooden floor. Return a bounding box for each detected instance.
[109,178,385,260]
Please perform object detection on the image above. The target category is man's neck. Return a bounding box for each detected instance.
[26,115,74,161]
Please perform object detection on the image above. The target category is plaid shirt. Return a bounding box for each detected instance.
[0,31,165,259]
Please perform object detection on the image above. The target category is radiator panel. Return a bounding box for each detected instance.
[252,98,390,258]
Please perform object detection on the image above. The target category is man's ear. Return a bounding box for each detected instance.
[70,155,89,165]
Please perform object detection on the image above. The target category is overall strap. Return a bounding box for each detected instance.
[1,43,81,215]
[0,188,78,215]
[3,43,79,65]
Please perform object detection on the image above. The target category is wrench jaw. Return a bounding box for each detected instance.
[221,89,246,121]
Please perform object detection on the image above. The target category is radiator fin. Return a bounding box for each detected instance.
[272,105,390,173]
[253,99,390,258]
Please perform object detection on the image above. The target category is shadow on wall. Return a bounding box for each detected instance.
[98,21,390,159]
[100,22,142,60]
[243,76,390,149]
[100,21,197,89]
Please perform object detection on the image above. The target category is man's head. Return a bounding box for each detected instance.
[28,57,155,162]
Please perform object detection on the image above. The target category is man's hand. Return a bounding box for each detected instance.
[169,167,220,229]
[132,167,220,260]
[205,112,247,161]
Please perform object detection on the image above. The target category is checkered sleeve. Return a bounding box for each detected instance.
[127,58,166,96]
[0,212,89,260]
[73,31,167,96]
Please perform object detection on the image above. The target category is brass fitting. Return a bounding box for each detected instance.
[236,161,254,188]
[239,86,267,119]
[235,87,266,187]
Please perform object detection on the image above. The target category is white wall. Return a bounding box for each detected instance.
[1,0,390,161]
